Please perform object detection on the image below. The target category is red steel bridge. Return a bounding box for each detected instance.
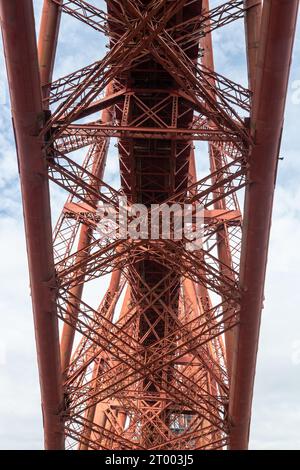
[0,0,298,450]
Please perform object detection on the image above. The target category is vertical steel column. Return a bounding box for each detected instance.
[244,0,262,92]
[79,269,122,450]
[229,0,299,449]
[89,285,131,449]
[0,0,64,449]
[38,0,62,97]
[201,0,237,378]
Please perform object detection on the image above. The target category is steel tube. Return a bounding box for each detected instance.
[38,0,62,95]
[229,0,299,449]
[201,0,238,379]
[0,0,64,449]
[244,0,262,92]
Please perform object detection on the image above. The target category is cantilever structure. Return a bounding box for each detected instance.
[0,0,298,450]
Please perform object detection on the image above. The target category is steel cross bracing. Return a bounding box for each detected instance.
[0,0,298,450]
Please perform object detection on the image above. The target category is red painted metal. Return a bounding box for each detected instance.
[38,0,61,95]
[229,0,299,449]
[0,0,64,449]
[59,84,114,373]
[243,0,262,92]
[0,0,298,451]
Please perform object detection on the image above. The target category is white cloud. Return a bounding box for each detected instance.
[0,216,43,449]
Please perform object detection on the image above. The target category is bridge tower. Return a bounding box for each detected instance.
[0,0,298,450]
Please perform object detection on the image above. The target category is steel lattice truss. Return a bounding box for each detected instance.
[0,0,298,451]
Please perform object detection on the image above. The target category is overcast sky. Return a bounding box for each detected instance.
[0,1,299,450]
